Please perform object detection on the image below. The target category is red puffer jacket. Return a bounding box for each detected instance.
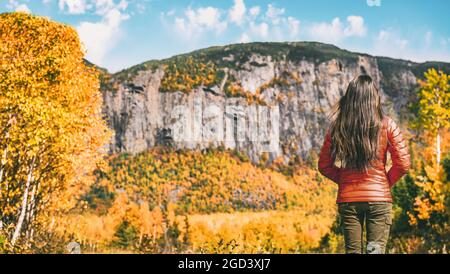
[318,116,411,203]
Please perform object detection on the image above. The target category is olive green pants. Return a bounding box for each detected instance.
[338,202,393,254]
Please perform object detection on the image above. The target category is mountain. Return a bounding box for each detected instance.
[99,41,450,163]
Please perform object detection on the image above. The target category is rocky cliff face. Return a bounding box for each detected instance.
[100,42,450,163]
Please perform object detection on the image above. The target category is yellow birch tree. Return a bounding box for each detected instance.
[0,12,111,252]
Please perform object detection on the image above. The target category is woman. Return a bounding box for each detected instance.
[318,75,410,254]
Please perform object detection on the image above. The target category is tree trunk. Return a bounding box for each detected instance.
[0,146,8,186]
[138,232,143,249]
[437,132,441,169]
[1,115,15,192]
[25,181,39,242]
[11,157,35,246]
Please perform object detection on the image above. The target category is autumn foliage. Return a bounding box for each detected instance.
[0,12,111,252]
[56,148,337,253]
[0,13,449,254]
[159,55,302,106]
[390,69,450,253]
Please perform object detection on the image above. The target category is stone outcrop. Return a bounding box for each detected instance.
[100,42,450,163]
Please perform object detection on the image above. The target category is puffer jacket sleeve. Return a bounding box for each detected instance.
[318,130,340,184]
[387,118,411,187]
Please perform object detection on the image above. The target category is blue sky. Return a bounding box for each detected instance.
[2,0,450,72]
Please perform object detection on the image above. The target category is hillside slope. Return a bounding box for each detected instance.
[65,148,338,253]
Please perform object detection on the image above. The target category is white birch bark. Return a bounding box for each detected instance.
[11,157,35,246]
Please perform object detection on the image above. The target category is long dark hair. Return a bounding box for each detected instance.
[330,75,384,171]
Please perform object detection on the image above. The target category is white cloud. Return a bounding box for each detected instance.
[163,2,301,45]
[345,15,367,37]
[7,0,31,13]
[376,30,389,40]
[77,9,129,66]
[58,0,88,14]
[136,2,146,14]
[309,17,343,43]
[249,21,269,38]
[367,0,381,7]
[368,29,450,63]
[265,4,285,25]
[94,0,128,15]
[249,6,260,17]
[309,16,367,43]
[186,7,225,31]
[169,6,228,39]
[239,33,251,43]
[166,9,175,16]
[6,0,16,8]
[58,0,128,15]
[15,4,31,13]
[239,3,299,42]
[369,29,409,58]
[57,0,132,68]
[287,17,300,37]
[376,29,408,49]
[229,0,246,26]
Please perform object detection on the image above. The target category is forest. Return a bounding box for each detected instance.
[0,12,449,254]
